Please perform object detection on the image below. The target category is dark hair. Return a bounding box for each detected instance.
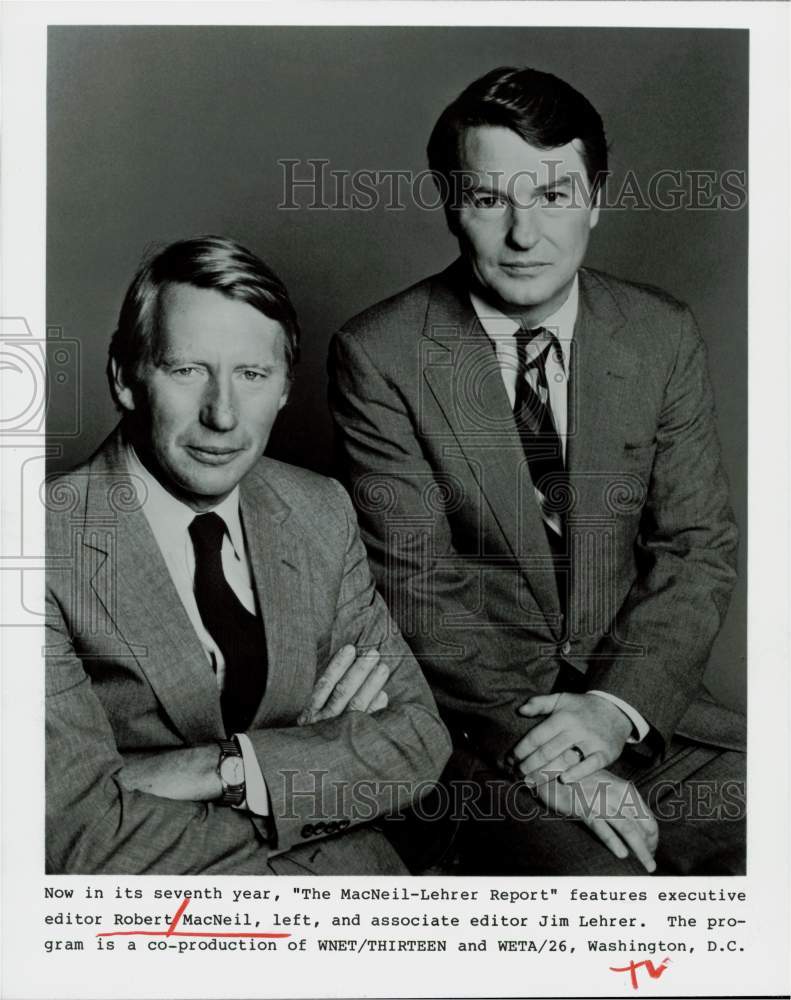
[427,66,608,225]
[108,235,300,401]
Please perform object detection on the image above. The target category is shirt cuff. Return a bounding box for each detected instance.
[234,732,270,816]
[587,691,650,743]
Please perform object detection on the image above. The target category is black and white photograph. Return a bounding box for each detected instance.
[43,23,748,878]
[1,4,788,999]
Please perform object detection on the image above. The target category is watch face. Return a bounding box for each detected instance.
[220,756,245,787]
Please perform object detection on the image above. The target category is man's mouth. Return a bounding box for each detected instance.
[500,261,550,272]
[186,445,243,466]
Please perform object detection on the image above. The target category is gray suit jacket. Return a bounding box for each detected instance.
[45,429,451,874]
[329,260,745,767]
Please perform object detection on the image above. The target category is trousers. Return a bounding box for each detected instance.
[453,739,746,876]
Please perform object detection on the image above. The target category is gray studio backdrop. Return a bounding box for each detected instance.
[46,26,747,710]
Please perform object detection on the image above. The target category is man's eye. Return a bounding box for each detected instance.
[241,370,266,382]
[472,194,506,209]
[542,190,566,205]
[172,366,200,377]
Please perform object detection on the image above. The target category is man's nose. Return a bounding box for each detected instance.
[200,377,238,431]
[507,204,541,250]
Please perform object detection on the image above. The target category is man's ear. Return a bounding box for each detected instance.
[277,383,290,412]
[110,357,137,413]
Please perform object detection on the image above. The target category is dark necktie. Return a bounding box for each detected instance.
[513,327,568,609]
[188,512,267,735]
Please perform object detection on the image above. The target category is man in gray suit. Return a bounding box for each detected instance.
[45,235,450,875]
[329,67,745,875]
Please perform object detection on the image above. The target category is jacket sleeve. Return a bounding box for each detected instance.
[243,480,452,853]
[329,327,557,768]
[45,591,274,875]
[583,307,738,752]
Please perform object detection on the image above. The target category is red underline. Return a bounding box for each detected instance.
[96,930,290,938]
[95,898,290,940]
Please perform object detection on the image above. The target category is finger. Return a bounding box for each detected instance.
[529,762,572,789]
[586,817,629,861]
[348,661,390,712]
[517,732,575,782]
[558,750,607,784]
[517,693,561,716]
[529,745,600,787]
[368,690,388,713]
[619,787,659,852]
[636,802,659,853]
[610,818,657,873]
[510,713,566,763]
[646,821,659,855]
[315,649,380,720]
[316,649,381,720]
[306,644,356,716]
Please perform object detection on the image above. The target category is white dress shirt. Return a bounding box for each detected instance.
[470,277,576,455]
[125,445,270,813]
[469,280,649,744]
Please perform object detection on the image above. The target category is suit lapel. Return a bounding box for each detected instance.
[82,433,225,743]
[567,269,636,493]
[421,262,562,631]
[240,466,316,728]
[80,434,315,739]
[567,270,639,635]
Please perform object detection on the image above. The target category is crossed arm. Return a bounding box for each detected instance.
[117,644,393,801]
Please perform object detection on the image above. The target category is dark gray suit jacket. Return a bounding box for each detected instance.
[329,260,745,768]
[45,429,451,874]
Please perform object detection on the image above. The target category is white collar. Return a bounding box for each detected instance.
[469,274,579,371]
[124,443,245,556]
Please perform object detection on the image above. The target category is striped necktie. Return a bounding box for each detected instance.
[513,326,568,605]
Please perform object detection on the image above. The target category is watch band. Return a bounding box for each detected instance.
[217,737,246,807]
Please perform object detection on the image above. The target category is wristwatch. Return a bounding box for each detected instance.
[217,737,246,806]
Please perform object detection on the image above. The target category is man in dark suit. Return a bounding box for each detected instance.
[329,67,745,874]
[45,235,450,874]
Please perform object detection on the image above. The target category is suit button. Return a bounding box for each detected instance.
[561,640,572,656]
[300,824,314,838]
